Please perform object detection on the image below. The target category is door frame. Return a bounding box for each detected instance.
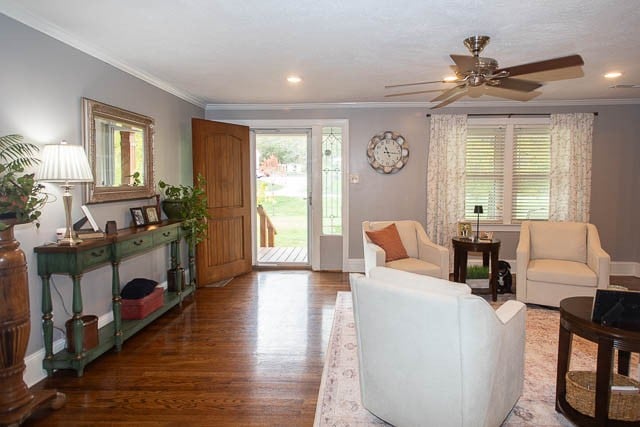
[226,119,349,271]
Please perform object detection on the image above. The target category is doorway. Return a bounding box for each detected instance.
[255,130,311,266]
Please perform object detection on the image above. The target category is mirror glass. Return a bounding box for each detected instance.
[82,98,155,203]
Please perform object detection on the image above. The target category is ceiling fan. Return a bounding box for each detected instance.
[385,35,584,108]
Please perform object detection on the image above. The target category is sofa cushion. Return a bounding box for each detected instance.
[530,221,587,263]
[365,223,409,262]
[527,259,597,287]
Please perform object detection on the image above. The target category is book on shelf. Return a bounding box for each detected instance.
[76,229,105,239]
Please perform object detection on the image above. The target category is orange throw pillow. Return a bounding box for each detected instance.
[365,223,409,262]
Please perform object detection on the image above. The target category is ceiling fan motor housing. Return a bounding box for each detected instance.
[464,35,491,56]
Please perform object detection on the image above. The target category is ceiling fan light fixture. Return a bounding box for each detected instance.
[604,71,622,79]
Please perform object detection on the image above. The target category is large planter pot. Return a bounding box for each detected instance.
[161,200,185,220]
[0,224,65,424]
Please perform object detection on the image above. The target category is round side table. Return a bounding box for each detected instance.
[556,296,640,426]
[451,237,500,301]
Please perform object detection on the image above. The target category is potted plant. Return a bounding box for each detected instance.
[0,134,64,420]
[0,134,48,230]
[466,265,490,289]
[158,174,209,245]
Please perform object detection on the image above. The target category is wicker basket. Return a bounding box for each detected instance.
[566,370,640,421]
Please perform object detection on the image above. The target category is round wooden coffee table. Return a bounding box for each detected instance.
[451,237,500,301]
[556,296,640,426]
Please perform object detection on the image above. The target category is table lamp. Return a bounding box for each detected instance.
[474,205,483,241]
[36,141,93,245]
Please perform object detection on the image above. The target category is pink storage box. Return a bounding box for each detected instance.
[121,287,164,320]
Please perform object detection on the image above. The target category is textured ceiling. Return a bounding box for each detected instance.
[2,0,640,107]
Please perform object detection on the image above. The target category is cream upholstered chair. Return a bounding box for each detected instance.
[362,220,449,279]
[351,267,526,427]
[516,221,610,308]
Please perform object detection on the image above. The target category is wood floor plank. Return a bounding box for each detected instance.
[26,270,350,426]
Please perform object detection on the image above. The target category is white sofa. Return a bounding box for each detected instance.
[516,221,610,308]
[362,220,449,279]
[351,267,526,427]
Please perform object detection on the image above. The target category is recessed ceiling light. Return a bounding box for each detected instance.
[604,71,622,79]
[443,75,458,82]
[287,75,302,84]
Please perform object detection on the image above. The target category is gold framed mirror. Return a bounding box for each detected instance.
[82,98,155,203]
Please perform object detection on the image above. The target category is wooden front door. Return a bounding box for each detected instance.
[192,118,252,285]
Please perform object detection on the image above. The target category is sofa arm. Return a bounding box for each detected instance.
[586,224,611,289]
[364,242,386,276]
[516,223,531,302]
[495,300,526,325]
[417,238,450,280]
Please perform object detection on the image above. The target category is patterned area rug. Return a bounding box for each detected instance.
[314,292,639,426]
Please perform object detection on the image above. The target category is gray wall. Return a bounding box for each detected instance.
[0,14,204,354]
[207,104,640,264]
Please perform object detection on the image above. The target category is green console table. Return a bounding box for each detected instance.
[34,220,194,376]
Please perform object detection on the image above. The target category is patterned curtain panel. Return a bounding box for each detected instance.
[549,113,594,222]
[426,114,467,267]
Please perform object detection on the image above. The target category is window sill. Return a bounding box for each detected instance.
[478,224,521,232]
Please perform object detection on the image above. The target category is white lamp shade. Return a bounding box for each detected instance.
[36,142,94,183]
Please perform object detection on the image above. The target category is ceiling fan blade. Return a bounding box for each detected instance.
[450,54,476,71]
[431,90,468,109]
[431,84,467,102]
[384,89,445,97]
[495,54,584,77]
[494,78,542,92]
[385,80,449,89]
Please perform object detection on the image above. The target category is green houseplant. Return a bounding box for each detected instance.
[158,174,209,245]
[0,134,48,230]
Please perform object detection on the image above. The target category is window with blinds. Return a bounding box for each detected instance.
[512,126,550,221]
[465,127,505,222]
[465,119,551,224]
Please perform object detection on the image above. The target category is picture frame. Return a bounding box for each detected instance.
[143,205,160,224]
[81,205,100,231]
[457,221,472,238]
[130,207,146,227]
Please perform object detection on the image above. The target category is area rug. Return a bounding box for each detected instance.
[314,292,639,426]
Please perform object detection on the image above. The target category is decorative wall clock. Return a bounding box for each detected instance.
[366,131,409,174]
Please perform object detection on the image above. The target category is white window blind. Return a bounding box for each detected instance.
[465,127,505,222]
[512,126,550,221]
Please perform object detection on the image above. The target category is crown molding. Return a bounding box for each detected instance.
[1,3,205,108]
[206,98,640,111]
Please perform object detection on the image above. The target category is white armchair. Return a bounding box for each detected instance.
[516,221,611,308]
[362,220,449,279]
[351,267,526,427]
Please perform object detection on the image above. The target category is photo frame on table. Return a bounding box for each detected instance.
[457,221,472,238]
[81,205,100,231]
[130,207,146,227]
[143,205,160,224]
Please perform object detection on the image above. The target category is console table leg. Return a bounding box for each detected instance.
[490,248,499,302]
[112,261,123,351]
[40,275,54,376]
[71,275,84,364]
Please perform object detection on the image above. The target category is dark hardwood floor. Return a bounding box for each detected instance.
[26,271,638,426]
[28,270,350,426]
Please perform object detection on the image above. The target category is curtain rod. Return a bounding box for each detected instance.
[425,112,598,117]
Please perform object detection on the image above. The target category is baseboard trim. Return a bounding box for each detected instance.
[344,258,364,273]
[24,280,168,387]
[611,261,640,277]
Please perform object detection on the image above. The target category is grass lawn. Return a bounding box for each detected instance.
[257,195,307,247]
